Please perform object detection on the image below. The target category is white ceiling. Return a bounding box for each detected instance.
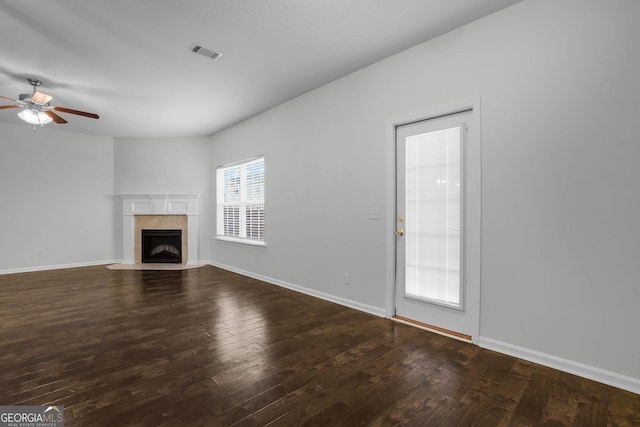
[0,0,521,138]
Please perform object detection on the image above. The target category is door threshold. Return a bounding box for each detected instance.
[392,315,472,343]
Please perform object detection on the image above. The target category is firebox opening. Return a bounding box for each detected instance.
[141,229,182,263]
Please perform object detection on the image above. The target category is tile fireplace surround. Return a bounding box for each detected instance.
[119,194,201,265]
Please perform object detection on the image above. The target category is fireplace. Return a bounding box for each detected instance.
[120,194,202,265]
[141,229,182,263]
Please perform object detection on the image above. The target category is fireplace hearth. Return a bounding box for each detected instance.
[141,229,182,263]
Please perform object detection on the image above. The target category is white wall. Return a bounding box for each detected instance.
[210,0,640,390]
[114,137,212,261]
[210,92,389,314]
[0,123,115,272]
[466,0,640,389]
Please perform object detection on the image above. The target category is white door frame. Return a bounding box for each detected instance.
[385,97,482,343]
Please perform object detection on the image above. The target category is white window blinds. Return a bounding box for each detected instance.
[216,157,265,244]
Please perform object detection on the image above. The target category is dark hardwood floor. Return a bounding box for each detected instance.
[0,265,638,426]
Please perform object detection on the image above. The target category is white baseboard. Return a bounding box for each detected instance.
[479,336,640,395]
[0,260,118,276]
[206,260,386,318]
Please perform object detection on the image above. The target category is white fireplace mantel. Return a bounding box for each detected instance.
[119,194,202,264]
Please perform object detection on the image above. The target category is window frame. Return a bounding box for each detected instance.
[216,156,266,247]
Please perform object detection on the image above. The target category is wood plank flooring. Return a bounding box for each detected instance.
[0,265,638,426]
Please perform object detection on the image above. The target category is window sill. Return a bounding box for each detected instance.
[215,236,267,248]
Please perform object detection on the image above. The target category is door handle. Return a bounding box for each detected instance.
[396,228,404,237]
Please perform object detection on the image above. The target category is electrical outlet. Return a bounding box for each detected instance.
[37,250,45,257]
[369,207,379,220]
[344,273,350,285]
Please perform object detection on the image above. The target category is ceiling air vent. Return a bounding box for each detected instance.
[189,43,223,60]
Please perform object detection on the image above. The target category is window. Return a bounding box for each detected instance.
[216,156,265,245]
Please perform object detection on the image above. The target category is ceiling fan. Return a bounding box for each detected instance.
[0,78,99,127]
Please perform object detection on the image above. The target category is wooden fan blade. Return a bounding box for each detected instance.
[0,105,20,110]
[53,106,99,119]
[44,110,68,124]
[32,91,53,104]
[0,95,16,101]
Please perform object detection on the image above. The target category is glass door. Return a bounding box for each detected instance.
[395,110,478,341]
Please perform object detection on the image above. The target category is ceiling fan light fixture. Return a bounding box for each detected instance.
[18,108,53,125]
